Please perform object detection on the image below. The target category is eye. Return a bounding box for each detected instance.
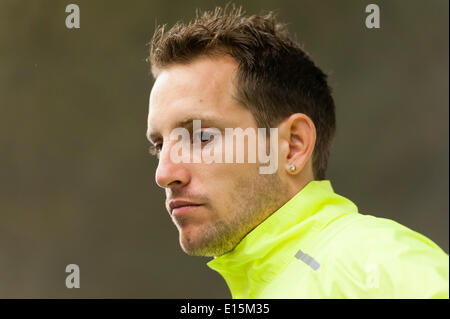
[201,131,215,142]
[194,130,215,144]
[148,143,162,159]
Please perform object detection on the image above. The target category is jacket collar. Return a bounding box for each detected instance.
[206,180,358,298]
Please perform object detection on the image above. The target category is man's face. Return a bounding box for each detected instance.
[147,56,288,257]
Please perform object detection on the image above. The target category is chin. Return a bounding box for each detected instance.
[178,228,221,257]
[180,240,210,257]
[176,217,237,256]
[179,230,207,256]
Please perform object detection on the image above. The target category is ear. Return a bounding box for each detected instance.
[278,113,316,175]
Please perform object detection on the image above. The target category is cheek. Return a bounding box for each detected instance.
[206,163,259,205]
[188,159,260,216]
[201,161,259,183]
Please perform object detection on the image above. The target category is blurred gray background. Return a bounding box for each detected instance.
[0,0,448,298]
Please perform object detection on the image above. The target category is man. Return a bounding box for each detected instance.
[145,6,449,298]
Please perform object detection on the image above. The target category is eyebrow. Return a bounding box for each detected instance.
[147,115,226,144]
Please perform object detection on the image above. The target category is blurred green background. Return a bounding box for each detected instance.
[0,0,448,298]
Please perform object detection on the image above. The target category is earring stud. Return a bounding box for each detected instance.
[289,165,296,172]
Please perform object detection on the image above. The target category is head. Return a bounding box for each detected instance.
[146,6,336,257]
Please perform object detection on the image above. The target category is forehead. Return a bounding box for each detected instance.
[152,55,237,105]
[147,56,252,140]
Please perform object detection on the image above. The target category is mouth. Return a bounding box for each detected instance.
[168,200,203,216]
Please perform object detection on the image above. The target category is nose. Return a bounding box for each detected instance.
[155,143,190,189]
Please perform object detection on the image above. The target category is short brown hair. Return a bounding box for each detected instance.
[148,5,336,180]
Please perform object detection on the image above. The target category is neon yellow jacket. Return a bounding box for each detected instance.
[207,180,449,298]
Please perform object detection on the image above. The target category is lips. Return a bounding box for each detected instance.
[168,200,203,215]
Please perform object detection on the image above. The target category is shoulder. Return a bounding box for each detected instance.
[321,213,449,298]
[331,213,447,259]
[326,212,445,252]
